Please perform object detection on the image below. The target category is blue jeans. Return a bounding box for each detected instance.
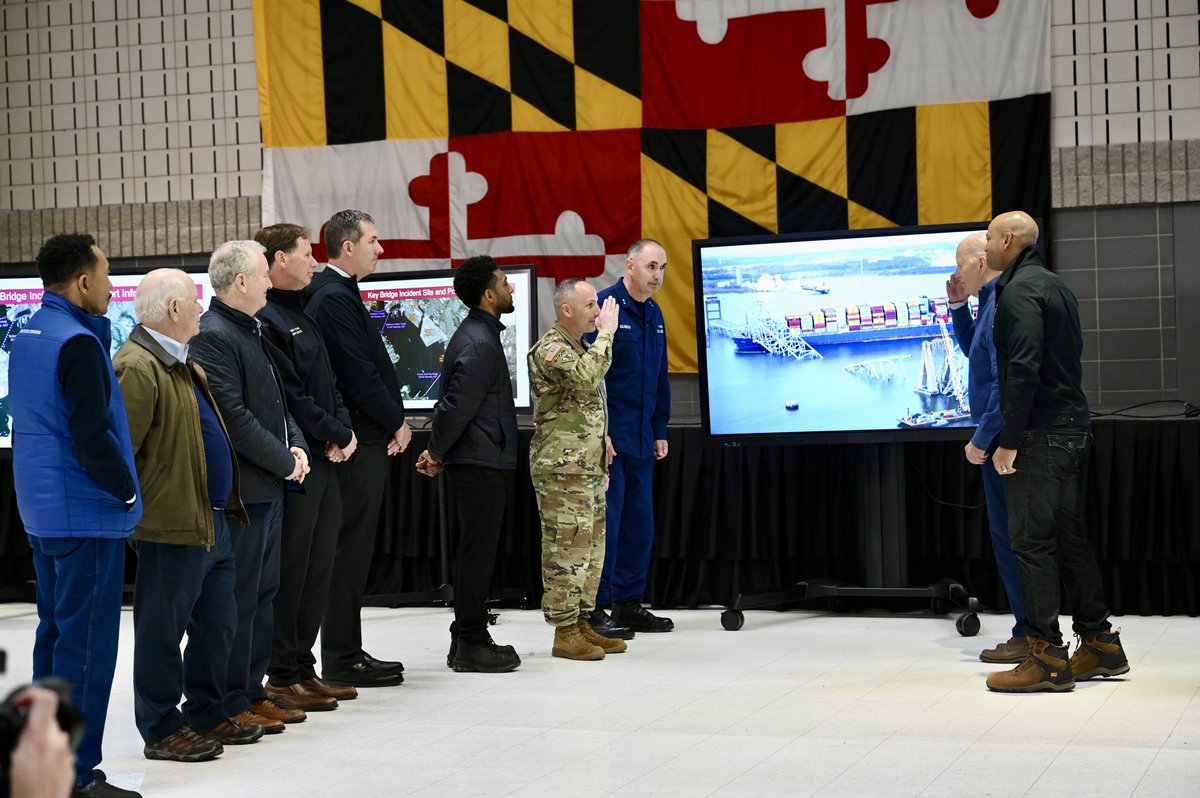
[981,460,1028,638]
[225,499,283,716]
[132,511,236,742]
[28,535,125,788]
[597,454,656,606]
[1005,428,1110,644]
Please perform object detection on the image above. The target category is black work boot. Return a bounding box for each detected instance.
[1070,629,1130,680]
[446,622,458,669]
[985,638,1074,693]
[611,601,674,633]
[452,638,521,673]
[588,608,634,640]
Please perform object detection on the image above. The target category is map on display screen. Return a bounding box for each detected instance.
[0,273,213,448]
[357,265,536,412]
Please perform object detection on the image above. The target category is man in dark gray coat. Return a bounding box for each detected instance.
[190,240,310,734]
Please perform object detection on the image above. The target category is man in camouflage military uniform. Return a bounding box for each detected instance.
[528,279,627,660]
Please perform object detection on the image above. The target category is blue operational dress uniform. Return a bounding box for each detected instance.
[950,281,1028,640]
[593,278,670,607]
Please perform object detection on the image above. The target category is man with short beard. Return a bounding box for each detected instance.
[416,255,522,673]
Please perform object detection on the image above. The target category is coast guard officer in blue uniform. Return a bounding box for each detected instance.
[947,231,1029,664]
[588,239,674,636]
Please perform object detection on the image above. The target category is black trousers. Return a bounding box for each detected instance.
[322,441,389,672]
[132,511,236,742]
[446,464,512,644]
[224,498,283,716]
[269,458,341,685]
[1006,427,1110,645]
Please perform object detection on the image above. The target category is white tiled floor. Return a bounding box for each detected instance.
[2,605,1198,797]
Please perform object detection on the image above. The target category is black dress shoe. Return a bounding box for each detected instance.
[611,601,674,633]
[452,639,521,673]
[361,650,404,673]
[589,608,635,640]
[323,661,404,687]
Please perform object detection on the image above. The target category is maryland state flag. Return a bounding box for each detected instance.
[255,0,1049,373]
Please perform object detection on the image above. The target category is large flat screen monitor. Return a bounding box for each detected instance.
[694,224,988,445]
[357,264,536,412]
[0,271,215,448]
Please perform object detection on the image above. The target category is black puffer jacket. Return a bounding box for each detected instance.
[427,309,518,469]
[191,297,307,503]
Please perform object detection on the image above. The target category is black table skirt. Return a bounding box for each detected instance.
[2,418,1197,616]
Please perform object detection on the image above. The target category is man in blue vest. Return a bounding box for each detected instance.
[947,232,1029,664]
[589,239,673,637]
[10,233,143,798]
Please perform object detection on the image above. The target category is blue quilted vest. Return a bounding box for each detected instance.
[10,292,142,538]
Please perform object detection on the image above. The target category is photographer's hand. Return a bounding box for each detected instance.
[9,686,73,798]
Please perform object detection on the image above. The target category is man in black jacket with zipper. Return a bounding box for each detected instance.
[982,211,1129,694]
[190,240,311,732]
[256,224,360,710]
[415,256,521,673]
[304,210,409,687]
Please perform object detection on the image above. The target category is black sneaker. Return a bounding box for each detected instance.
[588,608,635,640]
[73,771,142,797]
[452,639,521,673]
[612,601,674,633]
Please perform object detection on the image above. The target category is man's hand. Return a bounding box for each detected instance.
[288,446,309,483]
[415,449,443,477]
[604,474,610,492]
[9,687,74,798]
[341,431,358,460]
[946,272,968,304]
[964,441,988,466]
[654,439,669,460]
[325,441,342,462]
[993,447,1018,475]
[388,422,412,456]
[605,436,616,466]
[597,297,619,332]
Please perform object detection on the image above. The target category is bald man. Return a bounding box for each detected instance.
[115,269,250,760]
[947,233,1028,665]
[982,211,1128,693]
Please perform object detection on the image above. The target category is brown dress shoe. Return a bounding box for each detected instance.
[249,698,305,724]
[233,708,286,734]
[979,636,1029,663]
[302,677,357,701]
[198,717,264,744]
[266,681,338,711]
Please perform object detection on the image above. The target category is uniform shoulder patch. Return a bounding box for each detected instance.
[544,343,563,361]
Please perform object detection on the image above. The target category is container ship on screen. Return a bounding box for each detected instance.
[725,296,968,353]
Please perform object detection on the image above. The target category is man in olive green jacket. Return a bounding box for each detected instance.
[113,269,257,762]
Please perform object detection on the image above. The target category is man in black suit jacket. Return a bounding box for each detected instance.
[304,210,410,687]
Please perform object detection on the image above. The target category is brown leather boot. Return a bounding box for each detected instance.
[578,619,628,653]
[1070,629,1130,680]
[986,638,1074,693]
[552,623,605,661]
[233,707,286,734]
[979,636,1029,663]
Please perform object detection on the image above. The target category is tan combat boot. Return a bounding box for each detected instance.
[578,618,628,654]
[986,638,1074,693]
[552,623,605,660]
[1070,629,1130,680]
